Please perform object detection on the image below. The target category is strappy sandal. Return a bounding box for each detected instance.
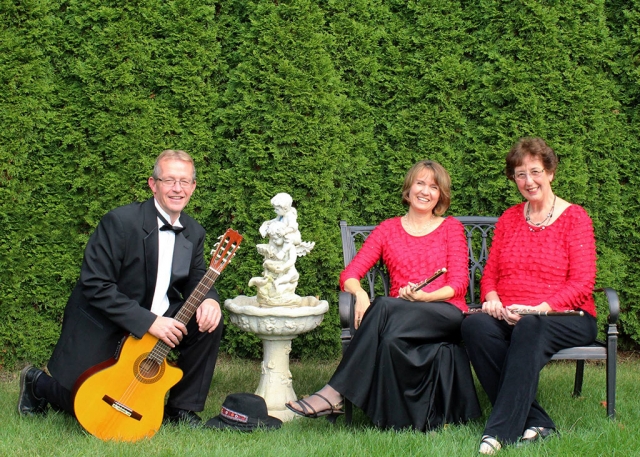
[285,393,344,420]
[479,435,501,455]
[520,426,555,443]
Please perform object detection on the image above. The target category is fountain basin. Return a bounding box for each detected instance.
[225,295,329,336]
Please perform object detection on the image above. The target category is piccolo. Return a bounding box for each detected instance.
[410,268,447,292]
[464,308,584,317]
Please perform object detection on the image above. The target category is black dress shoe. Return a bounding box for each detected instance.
[18,366,48,416]
[163,407,202,427]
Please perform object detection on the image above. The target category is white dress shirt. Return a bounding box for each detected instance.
[150,201,183,316]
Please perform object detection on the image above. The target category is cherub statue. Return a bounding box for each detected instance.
[250,195,315,307]
[259,193,302,247]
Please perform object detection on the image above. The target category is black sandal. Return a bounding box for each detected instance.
[479,435,501,455]
[285,393,344,420]
[520,426,555,443]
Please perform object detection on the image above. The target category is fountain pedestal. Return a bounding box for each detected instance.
[225,295,329,422]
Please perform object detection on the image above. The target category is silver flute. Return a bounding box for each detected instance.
[464,307,584,317]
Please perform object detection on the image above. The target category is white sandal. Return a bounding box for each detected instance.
[479,435,501,455]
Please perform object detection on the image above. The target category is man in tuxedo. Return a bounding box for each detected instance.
[18,150,223,426]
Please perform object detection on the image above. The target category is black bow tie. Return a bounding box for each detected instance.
[157,213,185,234]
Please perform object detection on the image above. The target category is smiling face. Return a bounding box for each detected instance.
[401,160,451,216]
[407,169,440,215]
[513,154,554,204]
[148,158,196,222]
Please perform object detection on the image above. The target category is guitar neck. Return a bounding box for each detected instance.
[174,268,220,326]
[150,267,219,362]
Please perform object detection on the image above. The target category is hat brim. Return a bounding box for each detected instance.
[204,415,282,432]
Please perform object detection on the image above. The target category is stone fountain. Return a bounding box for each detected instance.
[224,193,329,421]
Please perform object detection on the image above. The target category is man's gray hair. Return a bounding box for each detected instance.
[152,150,196,181]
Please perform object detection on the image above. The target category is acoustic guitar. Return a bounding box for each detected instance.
[73,228,242,442]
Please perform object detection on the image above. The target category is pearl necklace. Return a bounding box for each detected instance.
[525,195,556,231]
[403,213,435,236]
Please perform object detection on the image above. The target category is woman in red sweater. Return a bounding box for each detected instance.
[461,138,598,454]
[286,160,481,431]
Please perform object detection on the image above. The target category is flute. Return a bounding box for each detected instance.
[464,307,584,317]
[410,268,447,292]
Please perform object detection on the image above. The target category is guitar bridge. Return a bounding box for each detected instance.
[102,395,143,421]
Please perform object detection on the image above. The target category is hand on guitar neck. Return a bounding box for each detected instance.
[148,299,221,347]
[148,316,187,348]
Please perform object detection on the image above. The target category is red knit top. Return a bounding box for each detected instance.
[480,203,597,317]
[339,216,470,311]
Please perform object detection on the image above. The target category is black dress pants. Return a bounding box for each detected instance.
[461,312,597,444]
[166,313,223,411]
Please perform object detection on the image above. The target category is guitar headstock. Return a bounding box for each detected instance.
[209,229,243,274]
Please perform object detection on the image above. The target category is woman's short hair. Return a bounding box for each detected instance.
[401,160,451,216]
[505,138,558,181]
[152,149,196,181]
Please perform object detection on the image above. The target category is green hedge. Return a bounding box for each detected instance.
[1,0,639,367]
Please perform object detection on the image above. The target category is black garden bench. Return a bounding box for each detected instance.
[338,217,620,423]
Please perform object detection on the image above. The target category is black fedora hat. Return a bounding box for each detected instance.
[205,393,282,431]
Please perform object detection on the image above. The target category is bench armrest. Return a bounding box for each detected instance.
[339,291,355,351]
[594,287,620,326]
[339,291,354,330]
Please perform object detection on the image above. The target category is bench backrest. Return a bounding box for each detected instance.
[339,216,498,307]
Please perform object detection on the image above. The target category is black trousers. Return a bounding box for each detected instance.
[461,312,597,444]
[36,316,223,415]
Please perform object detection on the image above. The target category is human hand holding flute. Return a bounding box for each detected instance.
[397,268,447,302]
[410,268,447,292]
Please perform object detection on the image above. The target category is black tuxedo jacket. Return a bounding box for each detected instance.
[48,198,219,391]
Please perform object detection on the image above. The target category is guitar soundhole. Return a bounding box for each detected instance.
[134,354,165,384]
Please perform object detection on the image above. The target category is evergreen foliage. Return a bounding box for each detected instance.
[1,0,638,367]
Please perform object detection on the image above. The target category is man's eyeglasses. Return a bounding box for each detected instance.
[155,178,194,188]
[514,169,544,181]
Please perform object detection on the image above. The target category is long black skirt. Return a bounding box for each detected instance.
[329,297,481,431]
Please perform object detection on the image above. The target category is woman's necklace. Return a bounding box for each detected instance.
[403,213,435,236]
[525,195,556,230]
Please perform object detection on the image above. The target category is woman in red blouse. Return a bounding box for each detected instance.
[461,138,598,454]
[286,160,481,431]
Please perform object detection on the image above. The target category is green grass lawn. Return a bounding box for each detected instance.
[3,354,639,457]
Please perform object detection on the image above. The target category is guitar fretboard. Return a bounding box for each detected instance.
[148,267,219,363]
